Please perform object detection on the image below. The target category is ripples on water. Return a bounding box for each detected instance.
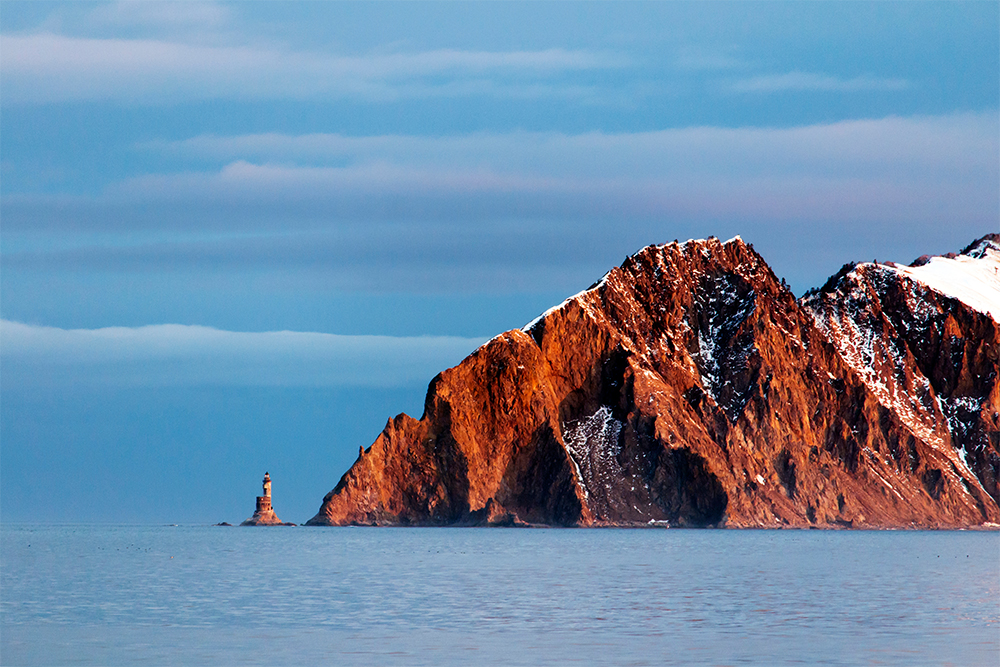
[2,525,997,666]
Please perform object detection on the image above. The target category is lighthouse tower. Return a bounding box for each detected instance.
[256,472,273,513]
[241,471,291,525]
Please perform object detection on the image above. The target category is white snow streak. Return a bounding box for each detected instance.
[521,272,611,332]
[805,272,945,448]
[562,405,623,500]
[888,243,1000,321]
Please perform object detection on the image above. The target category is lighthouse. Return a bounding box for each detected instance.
[256,472,273,513]
[241,471,293,526]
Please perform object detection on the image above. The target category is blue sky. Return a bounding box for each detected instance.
[2,1,997,523]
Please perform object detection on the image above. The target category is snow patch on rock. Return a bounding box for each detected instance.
[806,268,946,448]
[888,242,1000,321]
[687,273,757,418]
[521,272,612,332]
[561,406,624,500]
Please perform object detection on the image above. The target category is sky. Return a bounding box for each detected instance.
[2,1,998,523]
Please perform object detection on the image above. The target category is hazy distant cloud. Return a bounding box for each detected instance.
[20,112,990,228]
[674,46,747,71]
[731,71,910,93]
[0,32,621,104]
[0,320,486,387]
[3,113,996,293]
[37,1,233,39]
[83,1,232,36]
[149,113,996,179]
[1,223,610,293]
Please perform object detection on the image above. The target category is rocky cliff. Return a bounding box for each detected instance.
[803,235,1000,519]
[307,236,1000,528]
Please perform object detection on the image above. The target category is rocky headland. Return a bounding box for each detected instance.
[307,235,1000,529]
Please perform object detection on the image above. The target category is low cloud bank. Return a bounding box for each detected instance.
[730,71,910,93]
[0,320,487,387]
[6,113,996,232]
[1,33,619,104]
[2,113,995,295]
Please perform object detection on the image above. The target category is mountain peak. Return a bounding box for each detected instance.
[308,235,1000,529]
[960,233,1000,260]
[890,236,1000,321]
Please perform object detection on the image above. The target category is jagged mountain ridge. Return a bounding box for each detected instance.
[804,234,1000,514]
[307,236,1000,528]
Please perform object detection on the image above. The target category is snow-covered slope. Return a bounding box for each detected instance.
[887,237,1000,321]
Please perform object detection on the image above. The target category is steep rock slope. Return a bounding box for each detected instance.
[804,235,1000,514]
[307,237,999,528]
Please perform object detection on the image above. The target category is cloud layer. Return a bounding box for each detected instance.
[0,320,486,387]
[7,113,996,230]
[731,71,910,93]
[0,32,619,104]
[4,113,995,293]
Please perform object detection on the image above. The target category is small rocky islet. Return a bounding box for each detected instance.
[239,472,295,526]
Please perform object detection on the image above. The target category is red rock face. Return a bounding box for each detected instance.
[307,236,999,528]
[803,235,1000,519]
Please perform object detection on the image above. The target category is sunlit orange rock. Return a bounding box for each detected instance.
[307,236,999,528]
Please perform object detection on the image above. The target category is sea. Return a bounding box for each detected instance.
[1,525,997,666]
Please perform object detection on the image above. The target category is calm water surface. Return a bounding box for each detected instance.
[1,525,997,666]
